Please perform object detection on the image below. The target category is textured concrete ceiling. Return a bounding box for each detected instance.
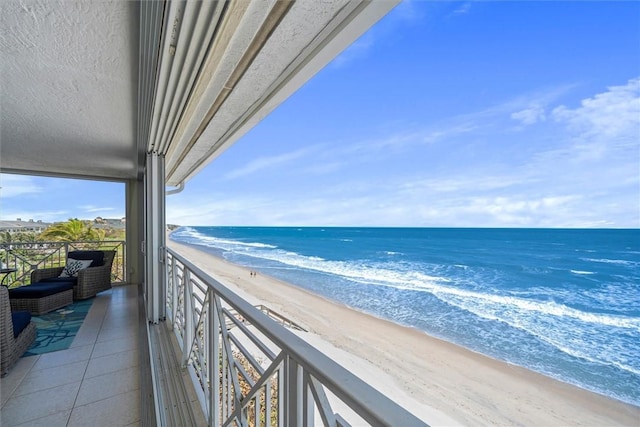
[1,0,140,180]
[0,0,398,186]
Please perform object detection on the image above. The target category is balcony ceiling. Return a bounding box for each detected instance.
[0,0,398,186]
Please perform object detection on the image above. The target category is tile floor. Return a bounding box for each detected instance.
[1,285,141,427]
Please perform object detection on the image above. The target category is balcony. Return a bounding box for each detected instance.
[1,242,428,426]
[2,284,143,426]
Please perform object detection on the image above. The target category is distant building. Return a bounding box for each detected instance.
[0,219,51,233]
[0,217,126,233]
[93,217,126,229]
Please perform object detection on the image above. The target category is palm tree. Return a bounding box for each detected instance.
[0,231,12,244]
[15,232,38,243]
[40,219,105,242]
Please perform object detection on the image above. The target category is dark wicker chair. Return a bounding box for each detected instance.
[1,285,36,376]
[31,250,116,300]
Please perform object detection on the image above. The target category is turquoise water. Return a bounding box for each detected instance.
[170,227,640,406]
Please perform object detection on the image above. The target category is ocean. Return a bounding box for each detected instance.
[169,226,640,406]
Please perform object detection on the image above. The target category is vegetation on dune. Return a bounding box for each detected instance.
[39,218,105,242]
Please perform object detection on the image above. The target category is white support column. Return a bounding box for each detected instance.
[145,152,167,323]
[125,179,144,287]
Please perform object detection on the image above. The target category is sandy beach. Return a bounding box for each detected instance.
[168,238,640,426]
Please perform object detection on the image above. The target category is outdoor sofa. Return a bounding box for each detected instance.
[31,250,116,300]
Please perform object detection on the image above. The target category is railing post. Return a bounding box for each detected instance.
[210,292,220,426]
[278,360,285,426]
[182,270,193,367]
[302,372,314,427]
[170,254,178,328]
[285,356,303,427]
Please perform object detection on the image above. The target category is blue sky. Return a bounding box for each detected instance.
[1,1,639,228]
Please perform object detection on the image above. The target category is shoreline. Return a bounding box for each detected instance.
[167,237,640,426]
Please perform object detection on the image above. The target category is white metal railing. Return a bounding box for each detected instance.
[166,248,429,427]
[0,240,126,286]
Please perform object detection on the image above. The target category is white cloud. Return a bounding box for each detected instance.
[0,174,41,198]
[337,130,424,156]
[168,170,636,227]
[294,85,574,178]
[3,209,70,223]
[223,146,320,180]
[81,205,115,212]
[408,85,571,138]
[421,122,480,143]
[168,196,258,225]
[541,77,640,169]
[398,175,531,194]
[453,2,472,15]
[470,195,578,215]
[511,106,546,125]
[169,79,640,228]
[303,161,346,176]
[329,0,428,69]
[552,77,640,139]
[475,84,573,121]
[330,33,375,69]
[389,0,424,24]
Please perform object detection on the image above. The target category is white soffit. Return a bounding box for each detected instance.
[0,0,138,180]
[162,0,399,187]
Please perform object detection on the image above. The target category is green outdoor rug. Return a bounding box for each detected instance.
[23,299,93,356]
